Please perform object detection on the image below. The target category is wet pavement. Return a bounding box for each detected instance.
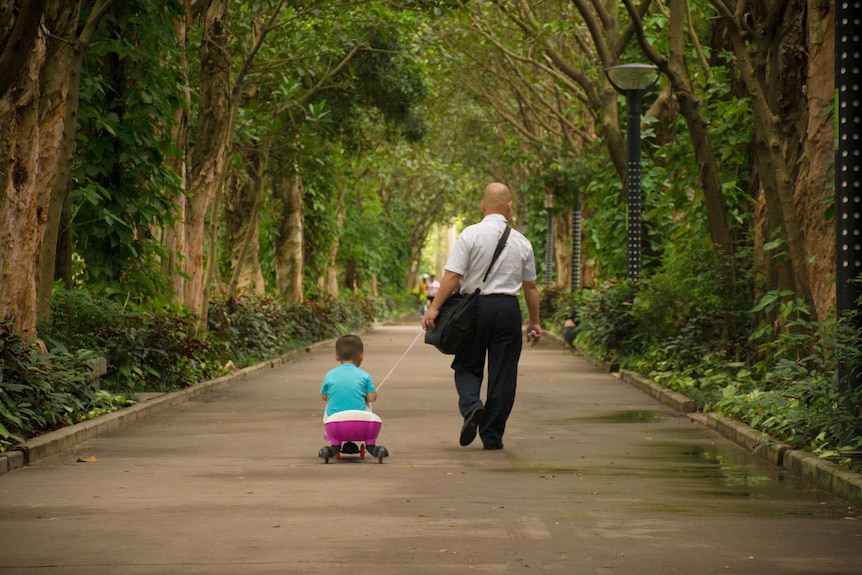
[0,316,860,574]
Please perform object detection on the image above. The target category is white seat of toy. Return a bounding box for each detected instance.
[323,409,382,424]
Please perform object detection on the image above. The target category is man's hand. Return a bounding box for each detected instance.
[526,324,542,347]
[422,307,439,330]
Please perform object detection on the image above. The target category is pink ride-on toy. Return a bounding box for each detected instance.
[318,410,389,464]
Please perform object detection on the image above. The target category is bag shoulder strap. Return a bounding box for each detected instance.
[473,225,511,294]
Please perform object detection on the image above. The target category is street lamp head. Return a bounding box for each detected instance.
[605,63,660,94]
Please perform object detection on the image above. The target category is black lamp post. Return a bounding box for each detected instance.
[836,2,862,395]
[605,63,659,281]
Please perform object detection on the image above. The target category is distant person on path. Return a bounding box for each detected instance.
[562,306,579,347]
[320,334,377,416]
[422,182,542,450]
[426,274,440,306]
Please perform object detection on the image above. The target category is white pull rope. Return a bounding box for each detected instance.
[375,329,424,391]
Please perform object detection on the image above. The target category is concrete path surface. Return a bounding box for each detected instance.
[1,317,860,574]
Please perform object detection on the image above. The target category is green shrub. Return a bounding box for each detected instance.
[711,356,862,458]
[628,291,862,457]
[208,291,295,365]
[208,290,380,368]
[576,281,640,363]
[100,308,226,392]
[38,287,126,353]
[576,270,862,457]
[539,286,577,330]
[282,295,377,345]
[40,289,226,393]
[0,320,99,451]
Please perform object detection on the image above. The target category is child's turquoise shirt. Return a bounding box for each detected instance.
[320,363,376,416]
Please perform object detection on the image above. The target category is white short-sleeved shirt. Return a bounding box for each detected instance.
[445,214,537,296]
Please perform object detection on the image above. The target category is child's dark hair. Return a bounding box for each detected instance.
[335,334,363,361]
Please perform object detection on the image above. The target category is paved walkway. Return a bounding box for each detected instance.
[1,316,860,574]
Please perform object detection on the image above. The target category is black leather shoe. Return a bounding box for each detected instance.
[483,443,504,450]
[459,407,485,446]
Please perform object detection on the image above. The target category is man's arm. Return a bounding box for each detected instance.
[522,279,542,346]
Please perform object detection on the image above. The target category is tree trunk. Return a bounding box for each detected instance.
[323,185,346,298]
[55,191,73,287]
[0,0,45,99]
[0,23,46,335]
[274,166,304,303]
[159,0,192,299]
[225,149,266,297]
[184,0,231,323]
[711,0,818,318]
[795,1,835,319]
[37,0,113,322]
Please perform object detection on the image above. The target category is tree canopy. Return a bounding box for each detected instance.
[0,0,838,334]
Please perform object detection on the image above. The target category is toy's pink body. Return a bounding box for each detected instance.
[323,410,382,445]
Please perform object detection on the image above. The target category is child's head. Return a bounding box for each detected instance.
[335,334,364,365]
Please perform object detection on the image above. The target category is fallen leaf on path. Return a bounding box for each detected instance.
[76,456,97,463]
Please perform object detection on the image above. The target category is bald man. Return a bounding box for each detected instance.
[422,183,542,450]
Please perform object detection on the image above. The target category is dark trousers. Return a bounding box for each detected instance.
[451,295,522,447]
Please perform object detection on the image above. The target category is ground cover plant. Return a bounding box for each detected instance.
[0,319,100,451]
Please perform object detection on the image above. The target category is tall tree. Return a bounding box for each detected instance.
[181,0,232,324]
[0,3,48,335]
[0,1,114,335]
[37,0,125,319]
[709,0,825,318]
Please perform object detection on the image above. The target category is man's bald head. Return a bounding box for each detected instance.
[481,183,512,217]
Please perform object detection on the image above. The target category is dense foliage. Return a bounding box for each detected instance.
[0,320,101,451]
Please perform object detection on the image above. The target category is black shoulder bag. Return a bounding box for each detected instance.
[424,226,511,354]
